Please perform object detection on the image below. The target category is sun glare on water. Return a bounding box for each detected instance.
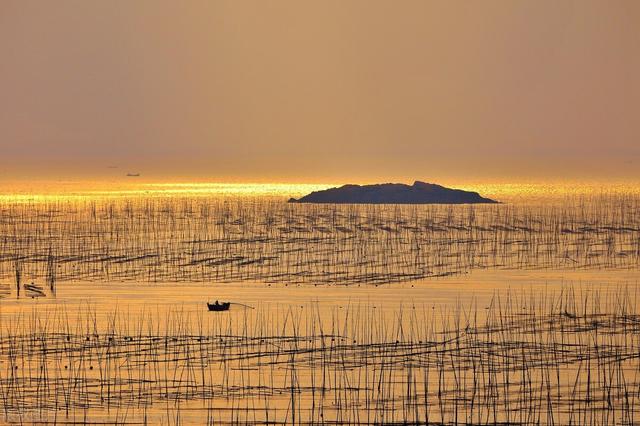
[0,181,336,203]
[0,180,639,204]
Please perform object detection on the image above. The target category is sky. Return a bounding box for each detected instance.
[1,1,639,184]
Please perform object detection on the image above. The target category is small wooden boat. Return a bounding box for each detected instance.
[207,301,231,312]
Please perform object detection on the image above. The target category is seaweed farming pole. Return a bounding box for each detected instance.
[14,260,21,299]
[47,247,56,296]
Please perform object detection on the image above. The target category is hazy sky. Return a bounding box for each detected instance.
[1,1,638,183]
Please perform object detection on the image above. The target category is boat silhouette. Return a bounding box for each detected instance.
[207,301,231,311]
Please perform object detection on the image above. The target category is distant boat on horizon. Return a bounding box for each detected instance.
[126,173,140,177]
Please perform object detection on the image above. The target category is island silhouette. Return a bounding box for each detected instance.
[289,181,498,204]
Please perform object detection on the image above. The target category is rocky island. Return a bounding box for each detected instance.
[289,181,498,204]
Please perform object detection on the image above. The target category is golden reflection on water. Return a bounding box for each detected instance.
[0,181,336,203]
[453,181,640,202]
[1,180,640,203]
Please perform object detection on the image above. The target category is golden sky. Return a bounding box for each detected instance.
[1,1,638,183]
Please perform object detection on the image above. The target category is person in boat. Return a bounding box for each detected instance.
[208,300,230,311]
